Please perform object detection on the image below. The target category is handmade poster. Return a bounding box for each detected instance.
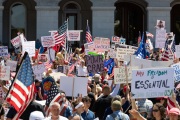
[155,29,166,48]
[112,36,120,43]
[120,38,126,44]
[6,60,17,71]
[116,47,135,61]
[114,66,138,84]
[0,46,8,57]
[94,37,110,52]
[0,66,10,80]
[22,41,35,57]
[32,64,45,81]
[171,63,180,81]
[131,67,174,98]
[41,36,55,47]
[107,48,116,58]
[175,45,180,58]
[47,48,55,62]
[60,76,88,97]
[85,55,104,73]
[11,36,21,48]
[67,30,81,41]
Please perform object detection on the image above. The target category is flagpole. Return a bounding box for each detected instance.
[65,19,68,61]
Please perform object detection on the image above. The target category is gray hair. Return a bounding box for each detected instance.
[50,102,60,109]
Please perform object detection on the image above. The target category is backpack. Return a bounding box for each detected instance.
[110,113,126,120]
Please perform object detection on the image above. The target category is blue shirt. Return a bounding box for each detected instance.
[81,109,95,120]
[105,110,129,120]
[63,106,73,118]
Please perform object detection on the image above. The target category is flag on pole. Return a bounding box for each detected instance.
[134,32,147,59]
[86,20,93,43]
[53,21,67,46]
[6,52,35,119]
[44,78,63,116]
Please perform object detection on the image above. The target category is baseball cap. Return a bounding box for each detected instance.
[169,108,180,115]
[29,111,45,120]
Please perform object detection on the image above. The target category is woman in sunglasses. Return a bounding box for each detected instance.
[151,103,166,120]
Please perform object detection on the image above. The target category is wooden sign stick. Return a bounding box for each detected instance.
[125,65,128,85]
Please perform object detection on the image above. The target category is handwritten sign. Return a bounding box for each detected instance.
[108,48,116,58]
[116,47,135,60]
[171,63,180,81]
[114,66,138,84]
[0,66,10,80]
[6,60,17,71]
[41,36,55,47]
[67,30,81,41]
[131,68,174,98]
[0,46,8,57]
[32,64,45,81]
[85,55,104,73]
[155,29,166,48]
[11,36,21,48]
[22,41,35,57]
[94,37,110,52]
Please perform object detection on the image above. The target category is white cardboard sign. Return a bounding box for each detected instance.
[6,60,17,71]
[22,41,35,57]
[0,66,10,80]
[41,36,55,47]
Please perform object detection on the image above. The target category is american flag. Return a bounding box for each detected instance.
[167,97,176,114]
[53,21,67,45]
[6,52,35,119]
[86,22,93,43]
[146,31,154,38]
[44,80,63,116]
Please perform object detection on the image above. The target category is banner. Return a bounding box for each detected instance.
[171,63,180,81]
[67,30,81,41]
[22,41,35,57]
[114,66,138,84]
[94,37,110,52]
[155,29,166,48]
[6,60,17,71]
[32,64,45,81]
[0,46,8,57]
[60,76,88,97]
[0,66,10,80]
[131,67,174,98]
[41,36,55,47]
[11,36,21,48]
[85,55,104,73]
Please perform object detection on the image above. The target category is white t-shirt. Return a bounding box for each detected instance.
[44,115,68,120]
[76,65,87,76]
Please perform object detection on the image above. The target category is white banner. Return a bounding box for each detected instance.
[0,66,10,80]
[41,36,55,47]
[131,67,174,98]
[60,76,88,97]
[67,30,81,41]
[6,60,17,71]
[22,41,35,57]
[0,46,8,57]
[11,36,21,48]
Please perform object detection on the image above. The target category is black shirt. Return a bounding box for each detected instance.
[6,101,45,120]
[92,95,112,120]
[0,104,5,117]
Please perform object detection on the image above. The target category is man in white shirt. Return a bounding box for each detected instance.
[76,60,88,77]
[44,102,68,120]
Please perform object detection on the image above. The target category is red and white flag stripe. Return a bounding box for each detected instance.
[53,32,66,45]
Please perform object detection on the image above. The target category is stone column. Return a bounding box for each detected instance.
[91,0,116,39]
[35,0,61,39]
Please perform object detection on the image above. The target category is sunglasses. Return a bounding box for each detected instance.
[152,109,159,112]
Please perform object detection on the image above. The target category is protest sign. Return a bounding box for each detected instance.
[0,46,8,57]
[67,30,81,41]
[41,36,55,47]
[0,66,10,80]
[60,76,88,97]
[116,46,135,60]
[57,66,64,73]
[171,63,180,81]
[32,64,45,81]
[155,29,166,48]
[114,66,138,84]
[22,41,35,57]
[107,48,116,58]
[94,37,110,52]
[6,60,17,71]
[112,36,120,43]
[175,45,180,58]
[11,36,21,48]
[85,55,104,73]
[131,67,174,98]
[47,48,55,62]
[38,54,48,62]
[84,42,94,52]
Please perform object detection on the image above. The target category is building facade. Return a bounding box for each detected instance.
[0,0,180,48]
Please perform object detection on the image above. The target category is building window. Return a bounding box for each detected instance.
[10,3,26,39]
